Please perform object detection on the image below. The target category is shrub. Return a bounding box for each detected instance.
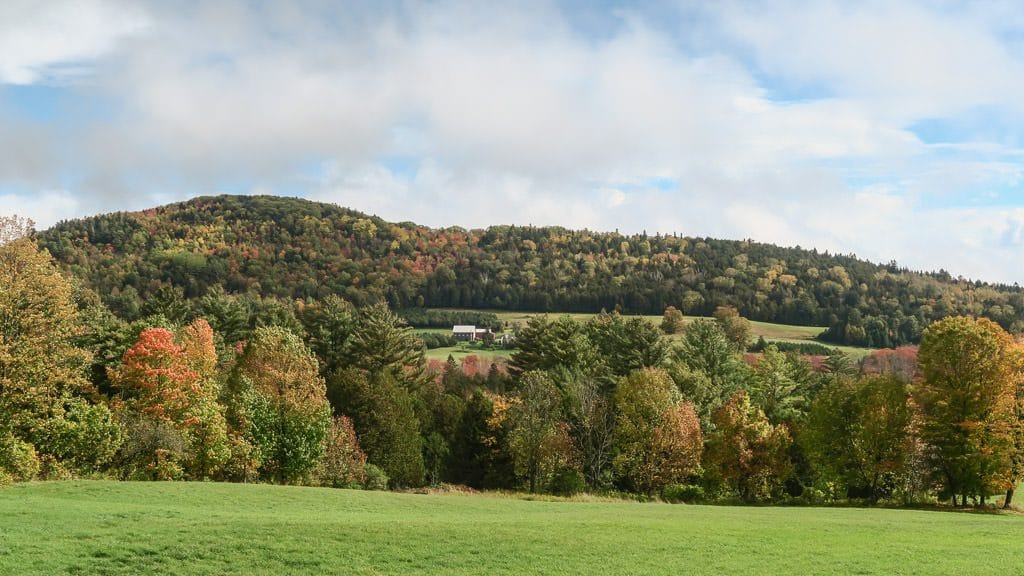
[117,414,186,480]
[548,468,586,496]
[662,484,705,503]
[36,398,123,475]
[748,336,835,356]
[363,463,389,491]
[0,433,40,482]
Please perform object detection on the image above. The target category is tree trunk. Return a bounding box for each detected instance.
[1005,488,1015,509]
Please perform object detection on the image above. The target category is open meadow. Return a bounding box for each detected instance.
[1,481,1019,576]
[425,309,874,359]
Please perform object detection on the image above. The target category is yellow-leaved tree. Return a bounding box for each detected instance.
[916,316,1021,506]
[0,216,120,481]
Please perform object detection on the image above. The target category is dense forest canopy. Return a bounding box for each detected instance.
[5,207,1023,508]
[36,194,1024,346]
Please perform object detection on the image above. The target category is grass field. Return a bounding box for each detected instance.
[1,481,1020,575]
[477,309,829,341]
[432,308,874,359]
[423,346,513,362]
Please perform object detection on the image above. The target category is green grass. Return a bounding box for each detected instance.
[444,308,875,357]
[423,346,513,362]
[1,481,1020,575]
[482,309,829,341]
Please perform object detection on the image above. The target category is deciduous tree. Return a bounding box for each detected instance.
[507,371,567,493]
[915,316,1018,505]
[802,374,913,502]
[661,306,685,335]
[228,326,331,484]
[705,391,792,502]
[713,306,752,351]
[614,368,703,494]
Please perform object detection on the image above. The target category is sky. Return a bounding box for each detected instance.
[2,1,1024,283]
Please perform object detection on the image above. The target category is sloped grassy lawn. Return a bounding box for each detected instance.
[0,481,1019,575]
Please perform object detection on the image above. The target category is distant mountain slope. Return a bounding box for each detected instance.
[37,194,1024,346]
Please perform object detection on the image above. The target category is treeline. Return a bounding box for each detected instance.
[748,336,835,356]
[397,309,502,331]
[3,221,1022,507]
[36,194,1024,346]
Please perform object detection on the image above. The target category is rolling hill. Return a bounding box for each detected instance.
[36,194,1024,346]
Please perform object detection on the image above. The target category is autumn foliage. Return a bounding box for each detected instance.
[6,211,1024,507]
[915,317,1021,505]
[705,391,792,502]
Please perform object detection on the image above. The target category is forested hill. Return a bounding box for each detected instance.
[37,194,1024,346]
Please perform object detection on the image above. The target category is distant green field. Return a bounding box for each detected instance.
[414,309,875,360]
[430,308,873,358]
[473,309,827,340]
[423,346,513,362]
[1,481,1019,575]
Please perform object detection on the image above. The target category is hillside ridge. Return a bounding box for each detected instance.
[36,194,1024,346]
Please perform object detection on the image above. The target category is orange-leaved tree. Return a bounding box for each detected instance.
[112,320,229,479]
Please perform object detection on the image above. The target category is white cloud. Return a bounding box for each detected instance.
[2,1,1024,283]
[720,1,1024,118]
[0,0,147,85]
[0,190,81,228]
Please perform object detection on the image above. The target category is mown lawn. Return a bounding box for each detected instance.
[0,481,1019,575]
[422,346,513,362]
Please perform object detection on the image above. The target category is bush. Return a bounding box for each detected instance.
[117,414,186,480]
[363,463,389,491]
[662,484,705,504]
[0,433,40,482]
[36,398,123,475]
[547,468,586,496]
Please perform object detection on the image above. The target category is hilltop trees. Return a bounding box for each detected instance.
[33,194,1024,349]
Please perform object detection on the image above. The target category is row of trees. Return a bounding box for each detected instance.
[2,218,1021,507]
[496,312,1023,506]
[37,194,1024,347]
